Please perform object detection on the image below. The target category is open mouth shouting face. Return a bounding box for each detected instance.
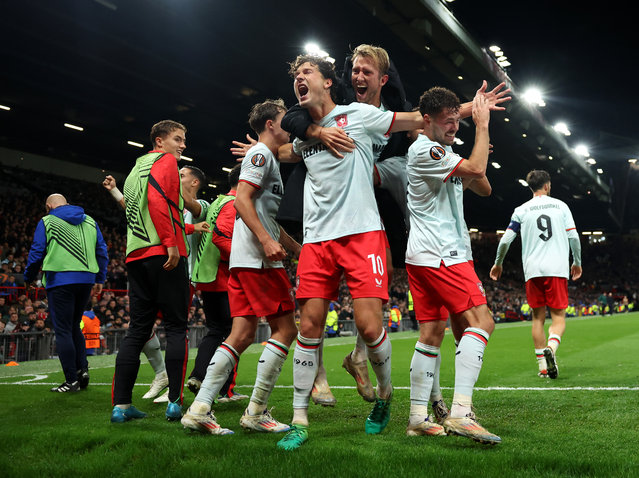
[351,56,387,107]
[294,61,328,108]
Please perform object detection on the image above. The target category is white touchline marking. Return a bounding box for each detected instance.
[1,382,637,391]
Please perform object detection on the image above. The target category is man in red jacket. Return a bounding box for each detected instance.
[111,120,190,423]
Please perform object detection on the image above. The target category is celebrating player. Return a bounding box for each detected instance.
[490,170,582,379]
[405,86,500,444]
[181,99,300,435]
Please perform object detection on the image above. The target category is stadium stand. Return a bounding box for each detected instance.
[0,165,636,363]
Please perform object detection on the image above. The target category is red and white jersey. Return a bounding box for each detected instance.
[230,142,284,270]
[293,102,394,244]
[405,134,468,267]
[507,195,577,280]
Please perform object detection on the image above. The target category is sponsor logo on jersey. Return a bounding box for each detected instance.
[375,278,383,288]
[429,146,446,161]
[251,153,266,167]
[450,250,458,257]
[477,282,486,297]
[335,114,348,128]
[301,143,328,159]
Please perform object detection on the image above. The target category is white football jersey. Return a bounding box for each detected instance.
[230,142,284,269]
[405,134,468,267]
[293,102,394,243]
[507,195,577,280]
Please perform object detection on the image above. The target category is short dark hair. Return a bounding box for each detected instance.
[182,165,206,186]
[418,87,461,117]
[288,55,339,103]
[526,170,551,192]
[149,120,186,148]
[228,164,241,188]
[248,99,287,134]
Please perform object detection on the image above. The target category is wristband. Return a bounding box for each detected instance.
[109,187,124,203]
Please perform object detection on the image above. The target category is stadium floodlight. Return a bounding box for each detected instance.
[504,117,510,122]
[468,228,479,233]
[304,42,321,54]
[592,231,603,235]
[582,231,592,235]
[574,144,589,157]
[553,122,571,136]
[629,158,638,164]
[496,230,505,235]
[181,155,193,162]
[518,179,529,187]
[497,60,511,67]
[457,76,463,80]
[494,51,504,57]
[522,88,545,107]
[208,183,217,189]
[64,123,84,131]
[586,158,597,165]
[454,137,464,145]
[0,104,10,111]
[489,45,501,53]
[491,162,501,169]
[127,141,144,148]
[222,167,233,172]
[596,168,603,174]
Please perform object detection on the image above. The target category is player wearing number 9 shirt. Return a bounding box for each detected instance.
[490,169,582,380]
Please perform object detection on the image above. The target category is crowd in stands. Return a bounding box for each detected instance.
[1,165,637,357]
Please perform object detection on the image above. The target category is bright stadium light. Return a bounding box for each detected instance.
[553,122,571,136]
[222,167,233,172]
[181,155,193,162]
[127,140,144,148]
[518,179,529,187]
[629,158,638,164]
[582,231,592,235]
[491,162,501,169]
[469,228,479,233]
[496,230,505,235]
[522,88,545,107]
[575,144,589,157]
[454,137,464,145]
[586,158,597,165]
[304,42,321,54]
[208,183,217,189]
[0,104,10,111]
[64,123,84,131]
[596,168,603,174]
[489,45,501,53]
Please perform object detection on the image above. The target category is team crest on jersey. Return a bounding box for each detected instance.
[335,114,348,128]
[430,146,446,160]
[477,282,486,297]
[251,153,266,167]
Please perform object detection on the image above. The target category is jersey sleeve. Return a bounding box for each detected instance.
[410,140,464,182]
[359,103,396,137]
[239,147,269,190]
[562,202,577,232]
[507,210,522,233]
[375,155,406,187]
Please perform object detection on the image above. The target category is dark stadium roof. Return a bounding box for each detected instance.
[2,0,638,233]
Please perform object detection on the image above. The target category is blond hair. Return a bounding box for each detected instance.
[351,44,390,76]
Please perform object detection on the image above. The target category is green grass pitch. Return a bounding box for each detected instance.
[1,313,638,478]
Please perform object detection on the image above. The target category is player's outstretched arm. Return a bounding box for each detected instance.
[103,175,125,209]
[277,143,303,163]
[278,226,302,259]
[459,81,511,118]
[305,124,355,159]
[454,94,491,178]
[230,133,258,161]
[489,264,502,280]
